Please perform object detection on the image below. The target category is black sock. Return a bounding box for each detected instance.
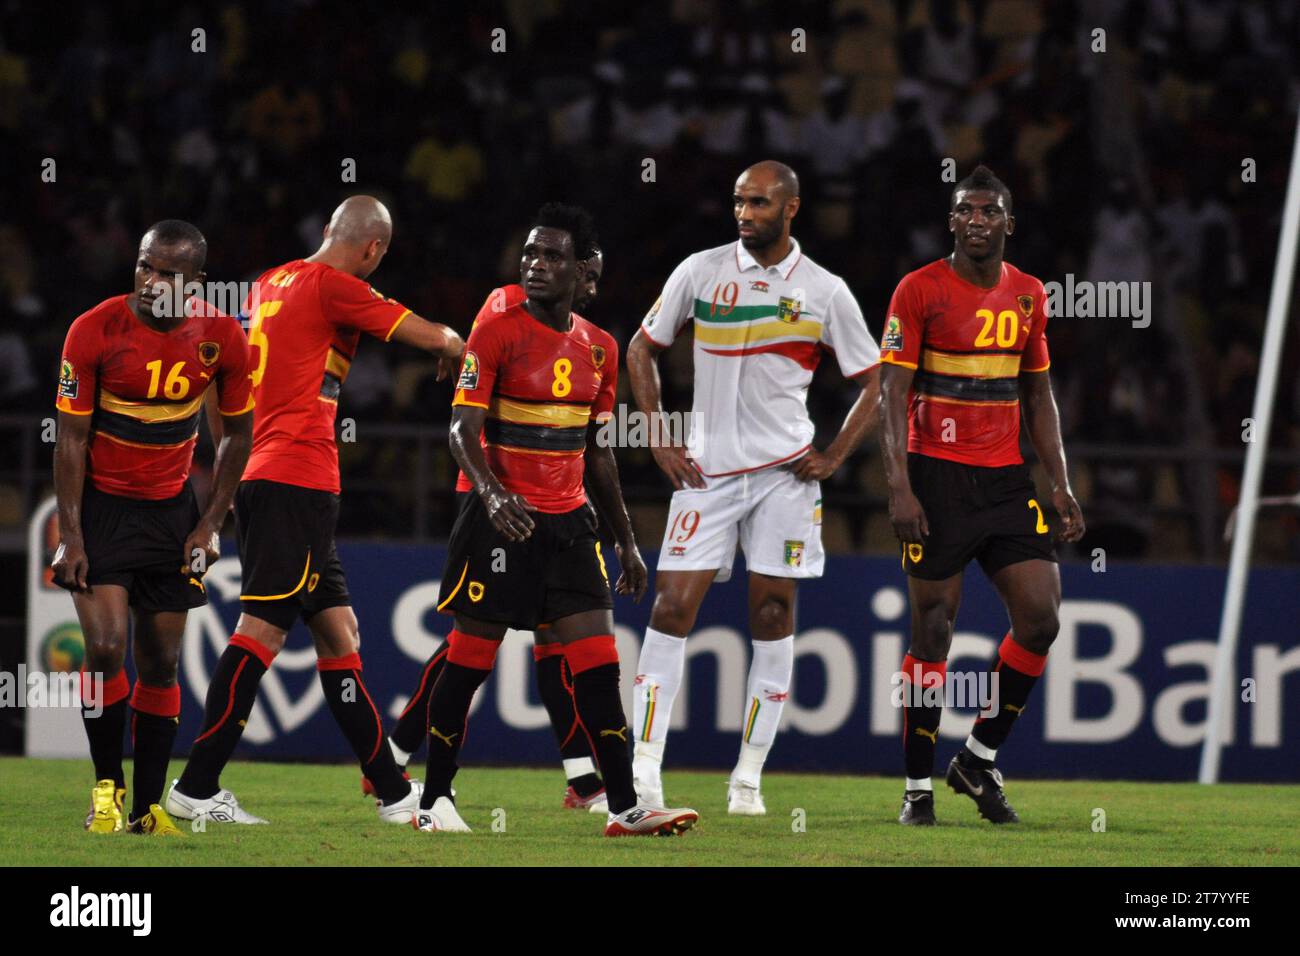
[83,698,127,790]
[130,712,179,819]
[178,637,270,799]
[971,654,1044,754]
[420,660,492,808]
[318,654,409,804]
[392,646,448,758]
[901,655,945,784]
[536,652,602,795]
[569,663,636,813]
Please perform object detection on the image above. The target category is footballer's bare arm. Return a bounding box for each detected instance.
[448,404,536,541]
[584,423,647,600]
[626,329,705,490]
[793,364,881,482]
[1019,370,1085,543]
[880,362,928,543]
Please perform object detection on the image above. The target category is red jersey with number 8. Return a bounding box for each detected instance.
[880,259,1050,468]
[240,260,413,494]
[56,295,253,499]
[453,284,617,513]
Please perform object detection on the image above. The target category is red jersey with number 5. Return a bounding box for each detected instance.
[56,295,254,499]
[240,260,413,494]
[880,259,1050,467]
[453,284,617,513]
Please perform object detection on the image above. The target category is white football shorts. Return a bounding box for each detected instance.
[655,465,824,582]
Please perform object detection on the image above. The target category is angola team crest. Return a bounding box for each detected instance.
[198,341,221,367]
[1017,294,1034,318]
[590,344,606,368]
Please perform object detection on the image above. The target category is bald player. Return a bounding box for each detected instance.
[627,162,882,814]
[167,197,464,826]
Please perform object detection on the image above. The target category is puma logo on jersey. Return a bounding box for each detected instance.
[430,725,459,747]
[1004,703,1024,714]
[914,727,939,744]
[599,726,628,742]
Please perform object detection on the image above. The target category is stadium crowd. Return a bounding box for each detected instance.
[1,0,1297,560]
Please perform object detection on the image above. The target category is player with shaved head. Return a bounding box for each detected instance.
[626,161,882,814]
[166,196,464,826]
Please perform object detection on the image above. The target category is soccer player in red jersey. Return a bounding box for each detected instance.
[166,196,464,826]
[880,167,1086,825]
[383,245,610,813]
[52,220,254,835]
[412,204,697,836]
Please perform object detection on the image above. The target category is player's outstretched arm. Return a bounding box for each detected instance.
[583,423,647,601]
[184,408,253,573]
[880,363,928,543]
[52,410,92,590]
[626,329,705,490]
[793,365,881,481]
[448,404,537,541]
[1019,370,1085,543]
[390,314,466,381]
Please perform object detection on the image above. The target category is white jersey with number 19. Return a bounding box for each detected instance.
[641,239,880,477]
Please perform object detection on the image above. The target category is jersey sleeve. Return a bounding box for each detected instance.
[1021,286,1051,373]
[640,256,696,346]
[822,280,881,377]
[215,316,255,415]
[452,309,509,409]
[592,336,619,422]
[55,315,98,415]
[318,267,413,342]
[879,272,926,370]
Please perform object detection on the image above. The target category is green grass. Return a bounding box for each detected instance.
[2,757,1296,866]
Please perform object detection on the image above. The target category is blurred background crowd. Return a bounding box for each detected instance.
[1,0,1298,563]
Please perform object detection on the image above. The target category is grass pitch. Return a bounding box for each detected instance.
[2,757,1296,866]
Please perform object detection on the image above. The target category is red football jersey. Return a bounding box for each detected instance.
[240,260,413,494]
[56,295,254,499]
[880,258,1050,467]
[453,285,617,513]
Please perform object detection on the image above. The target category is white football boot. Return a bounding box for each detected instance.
[411,796,472,833]
[165,780,268,824]
[377,778,425,824]
[726,777,766,816]
[604,803,698,837]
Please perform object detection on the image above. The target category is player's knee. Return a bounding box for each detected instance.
[1018,609,1059,655]
[750,595,793,639]
[136,650,181,687]
[911,607,953,659]
[648,591,698,636]
[83,628,128,671]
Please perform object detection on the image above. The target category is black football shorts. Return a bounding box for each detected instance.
[63,481,207,612]
[901,452,1057,581]
[438,491,613,629]
[235,479,351,630]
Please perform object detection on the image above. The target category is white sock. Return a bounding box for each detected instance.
[632,628,686,747]
[563,757,596,780]
[734,635,794,786]
[905,777,933,792]
[965,734,997,762]
[389,737,412,769]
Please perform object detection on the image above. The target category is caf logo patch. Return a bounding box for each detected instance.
[590,344,606,368]
[1017,294,1034,318]
[57,359,78,399]
[468,581,485,603]
[776,296,802,323]
[783,539,804,568]
[648,295,662,317]
[198,341,221,367]
[457,351,480,390]
[882,315,904,351]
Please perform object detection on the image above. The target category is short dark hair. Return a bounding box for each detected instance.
[533,203,598,260]
[144,219,208,270]
[952,165,1012,214]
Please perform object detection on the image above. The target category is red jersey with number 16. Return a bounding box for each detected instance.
[241,260,413,494]
[453,284,617,513]
[56,295,253,499]
[880,259,1050,468]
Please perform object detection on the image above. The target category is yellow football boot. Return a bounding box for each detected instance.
[127,804,184,836]
[84,779,124,833]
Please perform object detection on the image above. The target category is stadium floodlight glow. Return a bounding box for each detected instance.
[1199,104,1300,785]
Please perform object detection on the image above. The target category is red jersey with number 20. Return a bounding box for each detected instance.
[56,295,253,499]
[453,285,617,513]
[880,259,1050,467]
[241,260,413,494]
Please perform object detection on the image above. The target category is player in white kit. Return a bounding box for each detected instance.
[625,161,881,814]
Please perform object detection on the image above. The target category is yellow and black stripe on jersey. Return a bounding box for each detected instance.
[93,388,204,447]
[911,348,1022,406]
[482,394,590,454]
